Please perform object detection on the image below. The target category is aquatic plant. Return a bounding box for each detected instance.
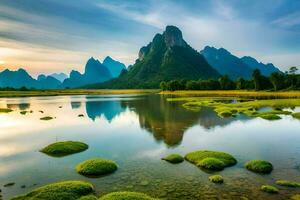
[275,180,300,187]
[260,185,279,194]
[0,108,12,113]
[11,180,94,200]
[40,116,53,120]
[185,150,237,171]
[171,97,300,120]
[76,158,118,177]
[245,160,273,174]
[208,175,224,183]
[162,154,184,164]
[292,112,300,119]
[99,191,158,200]
[40,141,88,157]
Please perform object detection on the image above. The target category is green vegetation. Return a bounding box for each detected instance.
[20,111,28,115]
[292,112,300,119]
[99,191,158,200]
[208,175,224,184]
[40,116,53,120]
[76,158,118,177]
[40,141,88,157]
[185,150,237,171]
[161,67,300,91]
[291,194,300,200]
[260,185,279,194]
[275,180,300,187]
[168,97,299,120]
[11,181,94,200]
[162,154,184,164]
[0,89,158,98]
[78,195,98,200]
[0,108,13,113]
[197,158,226,171]
[245,160,273,174]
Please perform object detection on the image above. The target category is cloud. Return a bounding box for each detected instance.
[272,11,300,28]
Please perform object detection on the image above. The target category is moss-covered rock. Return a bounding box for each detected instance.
[185,150,237,171]
[260,185,279,194]
[292,112,300,119]
[208,175,224,183]
[40,141,88,157]
[197,158,225,171]
[40,116,53,120]
[258,113,281,120]
[275,180,300,187]
[78,195,98,200]
[76,158,118,177]
[162,154,184,164]
[99,191,158,200]
[0,108,12,113]
[245,160,273,174]
[11,180,94,200]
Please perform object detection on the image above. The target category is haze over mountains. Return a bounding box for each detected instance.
[0,25,283,89]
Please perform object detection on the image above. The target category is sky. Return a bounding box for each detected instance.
[0,0,299,76]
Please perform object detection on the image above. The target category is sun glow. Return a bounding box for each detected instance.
[0,60,5,65]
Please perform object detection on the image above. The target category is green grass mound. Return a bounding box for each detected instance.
[245,160,273,174]
[11,180,94,200]
[275,180,300,187]
[258,113,281,120]
[78,195,98,200]
[291,194,300,200]
[292,112,300,119]
[40,141,88,157]
[162,154,184,164]
[260,185,279,194]
[208,175,224,184]
[197,158,226,171]
[40,116,53,120]
[0,108,12,113]
[76,158,118,177]
[185,150,237,171]
[99,191,158,200]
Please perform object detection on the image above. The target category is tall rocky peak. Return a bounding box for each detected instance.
[163,25,186,48]
[138,25,186,61]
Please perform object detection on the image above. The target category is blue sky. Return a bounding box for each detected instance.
[0,0,299,76]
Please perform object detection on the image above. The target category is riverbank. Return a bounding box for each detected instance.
[0,89,159,98]
[160,90,300,98]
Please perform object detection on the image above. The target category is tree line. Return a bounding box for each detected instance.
[160,67,300,91]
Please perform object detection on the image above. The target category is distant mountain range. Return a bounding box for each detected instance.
[0,25,283,89]
[0,56,126,89]
[201,46,281,80]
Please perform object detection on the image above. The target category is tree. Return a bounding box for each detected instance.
[289,66,298,75]
[270,72,285,91]
[252,69,261,90]
[160,81,168,91]
[236,77,245,90]
[219,75,235,90]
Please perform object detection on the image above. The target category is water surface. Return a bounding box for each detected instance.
[1,94,300,199]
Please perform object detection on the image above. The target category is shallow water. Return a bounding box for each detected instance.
[0,94,300,199]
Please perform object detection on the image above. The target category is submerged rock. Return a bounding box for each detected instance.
[260,185,279,194]
[209,175,224,184]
